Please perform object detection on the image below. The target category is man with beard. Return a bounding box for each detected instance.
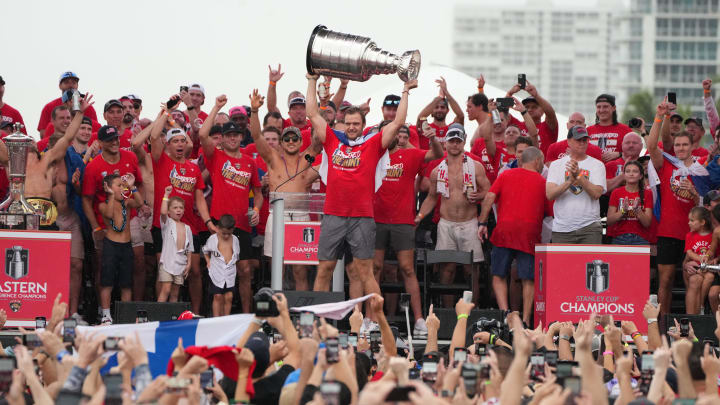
[38,71,98,138]
[199,94,263,312]
[415,77,465,148]
[416,125,490,307]
[306,73,417,297]
[587,94,632,162]
[148,97,215,314]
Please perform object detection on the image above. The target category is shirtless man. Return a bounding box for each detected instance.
[416,125,490,307]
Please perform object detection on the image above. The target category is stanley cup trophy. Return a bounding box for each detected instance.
[0,123,40,230]
[306,25,421,82]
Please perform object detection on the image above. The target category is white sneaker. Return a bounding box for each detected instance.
[100,315,113,326]
[360,318,379,334]
[70,313,88,326]
[413,318,428,338]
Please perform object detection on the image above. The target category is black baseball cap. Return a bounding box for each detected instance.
[104,99,123,113]
[81,117,93,127]
[684,117,704,127]
[97,125,120,142]
[703,189,720,206]
[567,125,589,140]
[670,112,684,121]
[383,94,401,107]
[209,125,222,136]
[221,122,242,135]
[521,97,538,106]
[595,94,616,106]
[244,332,270,378]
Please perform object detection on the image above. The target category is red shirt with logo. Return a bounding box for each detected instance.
[469,138,504,183]
[510,117,558,155]
[374,148,426,225]
[545,140,604,163]
[685,231,713,257]
[657,157,697,240]
[586,123,632,154]
[206,149,260,232]
[489,168,548,254]
[152,153,205,234]
[81,150,143,228]
[605,158,625,180]
[323,125,385,217]
[0,104,26,134]
[607,187,654,242]
[38,97,98,132]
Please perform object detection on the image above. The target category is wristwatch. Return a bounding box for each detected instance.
[440,390,454,398]
[559,334,571,341]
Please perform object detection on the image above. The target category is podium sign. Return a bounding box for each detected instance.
[284,221,322,265]
[534,244,650,332]
[0,231,70,327]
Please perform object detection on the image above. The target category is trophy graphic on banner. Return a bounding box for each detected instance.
[0,123,40,229]
[586,259,609,294]
[306,25,421,82]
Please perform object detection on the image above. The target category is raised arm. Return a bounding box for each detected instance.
[704,79,720,133]
[305,74,327,143]
[481,100,497,158]
[199,95,227,160]
[246,89,276,166]
[370,295,397,358]
[514,97,538,145]
[436,77,464,125]
[416,96,441,127]
[381,80,418,149]
[266,64,283,114]
[449,298,474,364]
[660,112,674,154]
[526,81,558,135]
[150,108,169,162]
[45,94,95,164]
[648,101,668,170]
[331,78,348,109]
[425,134,443,162]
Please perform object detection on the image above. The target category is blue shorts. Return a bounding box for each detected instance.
[490,246,534,280]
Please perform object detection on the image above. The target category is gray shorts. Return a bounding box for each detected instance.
[318,215,375,260]
[375,223,415,252]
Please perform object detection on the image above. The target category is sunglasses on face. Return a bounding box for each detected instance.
[133,103,141,109]
[282,135,300,143]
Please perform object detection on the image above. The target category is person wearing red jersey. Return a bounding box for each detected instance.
[186,83,208,122]
[414,77,465,148]
[606,160,653,246]
[148,98,215,314]
[227,106,254,149]
[506,80,558,155]
[605,132,644,193]
[478,146,547,324]
[683,117,709,157]
[373,120,442,336]
[266,64,313,132]
[479,98,538,176]
[200,94,265,312]
[38,71,98,138]
[545,112,604,164]
[648,100,704,315]
[416,125,490,307]
[587,94,632,162]
[0,76,26,134]
[306,73,417,297]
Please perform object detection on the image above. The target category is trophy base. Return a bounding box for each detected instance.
[0,213,40,230]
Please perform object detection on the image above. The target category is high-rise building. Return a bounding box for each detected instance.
[452,0,622,120]
[612,0,720,119]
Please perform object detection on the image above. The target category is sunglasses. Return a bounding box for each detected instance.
[133,103,141,109]
[282,135,300,143]
[384,100,400,106]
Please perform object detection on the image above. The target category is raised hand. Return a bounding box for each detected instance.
[426,304,440,331]
[435,77,449,98]
[81,93,95,112]
[525,82,539,98]
[404,79,418,92]
[164,185,173,197]
[215,95,228,109]
[477,74,485,89]
[269,64,284,82]
[358,98,371,115]
[703,78,712,91]
[249,89,265,111]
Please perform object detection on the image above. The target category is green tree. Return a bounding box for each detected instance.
[620,90,655,124]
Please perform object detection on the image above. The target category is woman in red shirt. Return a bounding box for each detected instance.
[606,161,653,245]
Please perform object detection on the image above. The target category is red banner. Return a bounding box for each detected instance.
[534,244,650,332]
[284,221,321,265]
[0,231,71,327]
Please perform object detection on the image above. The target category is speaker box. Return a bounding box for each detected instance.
[663,314,717,345]
[432,308,504,341]
[279,290,345,308]
[114,301,191,324]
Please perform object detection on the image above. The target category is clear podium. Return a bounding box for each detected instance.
[269,192,344,292]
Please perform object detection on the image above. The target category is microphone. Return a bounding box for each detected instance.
[273,154,317,192]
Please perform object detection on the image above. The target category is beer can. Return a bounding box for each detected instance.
[491,110,501,124]
[71,90,82,112]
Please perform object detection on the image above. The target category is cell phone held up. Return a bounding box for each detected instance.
[679,318,690,337]
[63,318,77,343]
[299,311,314,339]
[668,92,677,105]
[518,73,527,90]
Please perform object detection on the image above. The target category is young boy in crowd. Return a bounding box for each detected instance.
[98,173,144,325]
[203,215,240,316]
[157,186,192,302]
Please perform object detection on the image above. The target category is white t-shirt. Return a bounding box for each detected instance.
[159,216,193,276]
[547,154,607,232]
[202,233,240,289]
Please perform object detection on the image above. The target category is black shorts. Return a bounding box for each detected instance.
[101,238,134,288]
[208,281,233,296]
[210,219,253,260]
[656,236,685,266]
[152,226,202,254]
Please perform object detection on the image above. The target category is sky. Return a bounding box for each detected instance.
[2,0,617,137]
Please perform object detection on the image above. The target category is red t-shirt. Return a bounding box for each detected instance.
[545,140,604,163]
[323,125,385,217]
[489,168,548,254]
[374,148,426,225]
[661,141,709,159]
[510,117,558,155]
[283,118,311,132]
[0,104,26,134]
[407,125,422,149]
[586,123,632,154]
[605,158,625,180]
[469,138,504,183]
[607,187,654,242]
[685,231,714,257]
[38,97,98,132]
[81,150,143,228]
[206,149,260,232]
[152,152,205,234]
[657,157,697,240]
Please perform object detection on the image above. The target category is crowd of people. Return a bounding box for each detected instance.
[3,63,720,402]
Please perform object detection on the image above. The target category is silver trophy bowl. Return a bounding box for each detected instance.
[306,25,421,82]
[0,123,39,229]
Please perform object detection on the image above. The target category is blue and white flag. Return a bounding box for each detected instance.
[77,314,254,377]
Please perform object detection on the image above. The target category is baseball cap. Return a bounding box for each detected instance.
[81,117,93,127]
[326,100,337,112]
[0,121,12,130]
[670,112,683,121]
[595,94,616,106]
[165,127,187,142]
[282,126,301,139]
[684,117,704,127]
[104,99,123,112]
[97,125,119,142]
[704,190,720,205]
[125,94,142,105]
[221,122,242,135]
[0,76,5,86]
[567,125,589,140]
[445,124,466,142]
[59,71,79,83]
[339,101,352,111]
[383,94,401,107]
[244,332,270,378]
[288,96,306,108]
[521,97,538,106]
[229,106,248,117]
[189,83,205,95]
[209,125,223,136]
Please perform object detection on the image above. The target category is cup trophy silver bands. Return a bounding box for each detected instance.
[0,123,39,229]
[306,25,421,82]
